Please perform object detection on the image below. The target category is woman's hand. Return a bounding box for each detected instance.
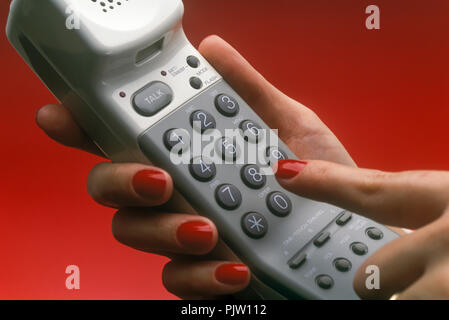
[35,35,355,299]
[274,159,449,299]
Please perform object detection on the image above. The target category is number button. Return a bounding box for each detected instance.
[266,147,288,165]
[190,110,216,133]
[241,212,268,239]
[215,184,242,210]
[215,94,240,117]
[241,165,266,189]
[267,191,292,217]
[240,120,263,143]
[216,137,240,161]
[189,157,216,182]
[163,128,190,153]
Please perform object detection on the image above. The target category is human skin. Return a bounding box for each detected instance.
[36,35,449,300]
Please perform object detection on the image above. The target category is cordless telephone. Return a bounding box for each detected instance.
[7,0,398,299]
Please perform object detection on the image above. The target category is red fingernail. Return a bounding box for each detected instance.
[176,221,214,252]
[215,264,249,285]
[275,159,308,179]
[132,169,167,200]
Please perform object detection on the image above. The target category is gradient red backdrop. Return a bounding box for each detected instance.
[0,0,447,299]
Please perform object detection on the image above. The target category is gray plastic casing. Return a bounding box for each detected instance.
[6,0,398,299]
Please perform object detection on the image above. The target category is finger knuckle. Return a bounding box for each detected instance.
[358,170,390,196]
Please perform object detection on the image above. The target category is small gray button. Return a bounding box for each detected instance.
[288,252,307,269]
[163,128,190,153]
[216,184,242,210]
[190,77,203,90]
[336,211,352,226]
[267,191,292,217]
[215,94,240,117]
[366,227,384,240]
[314,231,331,247]
[190,110,216,133]
[240,120,263,143]
[190,157,216,182]
[187,55,200,68]
[241,165,266,189]
[316,275,334,289]
[334,258,352,272]
[266,147,288,165]
[351,242,368,256]
[241,212,268,239]
[216,137,240,161]
[133,81,173,117]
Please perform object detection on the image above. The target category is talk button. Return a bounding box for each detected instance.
[133,81,173,116]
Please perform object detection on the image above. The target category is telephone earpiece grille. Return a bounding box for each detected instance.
[90,0,129,13]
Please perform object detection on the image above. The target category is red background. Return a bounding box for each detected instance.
[0,0,447,299]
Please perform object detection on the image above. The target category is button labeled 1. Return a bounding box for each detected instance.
[163,128,190,154]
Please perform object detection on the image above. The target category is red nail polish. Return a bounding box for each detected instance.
[176,221,214,252]
[275,159,308,179]
[132,169,167,200]
[215,264,249,285]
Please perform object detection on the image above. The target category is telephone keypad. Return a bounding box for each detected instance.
[136,80,400,299]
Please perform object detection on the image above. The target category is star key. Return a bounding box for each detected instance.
[241,212,268,239]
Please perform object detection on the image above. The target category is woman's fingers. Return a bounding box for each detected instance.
[199,35,293,122]
[36,104,104,157]
[198,35,354,165]
[112,209,218,256]
[87,163,173,208]
[354,219,449,299]
[163,259,250,299]
[274,159,449,228]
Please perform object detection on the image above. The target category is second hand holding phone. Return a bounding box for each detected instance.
[6,0,398,299]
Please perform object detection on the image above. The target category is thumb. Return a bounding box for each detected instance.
[273,159,449,229]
